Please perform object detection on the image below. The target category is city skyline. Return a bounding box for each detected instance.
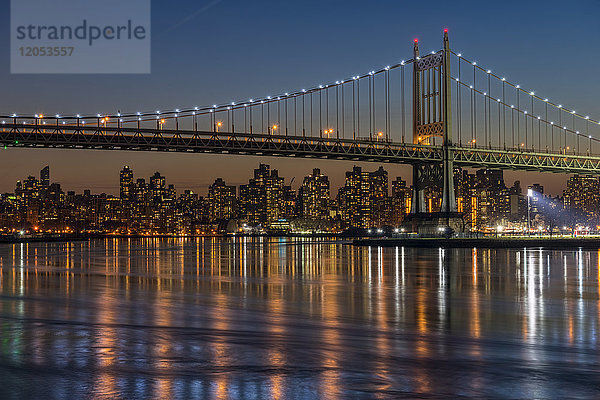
[6,161,573,198]
[4,161,598,236]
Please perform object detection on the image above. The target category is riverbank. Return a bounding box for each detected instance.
[353,237,600,249]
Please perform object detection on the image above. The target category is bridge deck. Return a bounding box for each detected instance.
[2,125,600,174]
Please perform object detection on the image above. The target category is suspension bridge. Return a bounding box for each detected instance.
[3,31,600,217]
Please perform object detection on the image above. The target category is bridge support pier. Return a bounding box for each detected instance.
[405,29,462,235]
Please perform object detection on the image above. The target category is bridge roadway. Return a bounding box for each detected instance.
[2,124,600,175]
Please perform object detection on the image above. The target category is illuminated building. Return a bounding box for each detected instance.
[119,166,134,202]
[563,175,600,224]
[239,164,289,227]
[208,178,237,221]
[391,177,411,225]
[299,168,330,220]
[339,166,389,228]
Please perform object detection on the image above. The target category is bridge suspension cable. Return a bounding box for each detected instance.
[450,51,600,156]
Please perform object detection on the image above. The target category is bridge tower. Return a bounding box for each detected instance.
[407,30,460,234]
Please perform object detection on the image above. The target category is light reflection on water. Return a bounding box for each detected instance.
[0,237,599,398]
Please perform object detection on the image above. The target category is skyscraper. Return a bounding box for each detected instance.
[120,166,134,202]
[563,175,600,224]
[300,168,330,220]
[208,178,237,221]
[239,164,287,227]
[340,166,389,228]
[40,166,50,190]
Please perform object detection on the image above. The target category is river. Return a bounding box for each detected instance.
[0,238,598,398]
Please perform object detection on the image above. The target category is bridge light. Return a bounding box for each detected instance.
[156,110,160,114]
[385,66,390,70]
[472,62,476,66]
[590,135,593,139]
[530,91,535,96]
[576,131,580,134]
[537,116,541,120]
[416,56,420,60]
[39,114,43,119]
[501,77,506,81]
[457,53,462,57]
[469,85,473,89]
[524,111,528,114]
[267,96,272,99]
[97,114,101,117]
[302,89,307,92]
[558,105,562,108]
[516,85,520,89]
[483,92,487,96]
[400,61,405,65]
[55,114,60,118]
[414,38,418,43]
[487,70,491,74]
[217,121,222,127]
[76,114,81,118]
[497,98,501,102]
[230,102,235,106]
[455,78,459,82]
[586,116,590,119]
[444,28,448,33]
[136,112,141,116]
[175,109,180,113]
[511,105,514,108]
[335,81,339,84]
[431,50,435,54]
[318,85,323,89]
[571,110,576,114]
[194,106,199,110]
[550,122,554,125]
[285,92,289,96]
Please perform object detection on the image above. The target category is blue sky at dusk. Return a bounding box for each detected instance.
[1,0,598,194]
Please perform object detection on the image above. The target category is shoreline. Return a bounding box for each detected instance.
[352,237,600,249]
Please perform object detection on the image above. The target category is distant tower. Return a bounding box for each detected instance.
[40,165,50,190]
[120,166,134,201]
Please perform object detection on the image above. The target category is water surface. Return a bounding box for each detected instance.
[0,238,599,398]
